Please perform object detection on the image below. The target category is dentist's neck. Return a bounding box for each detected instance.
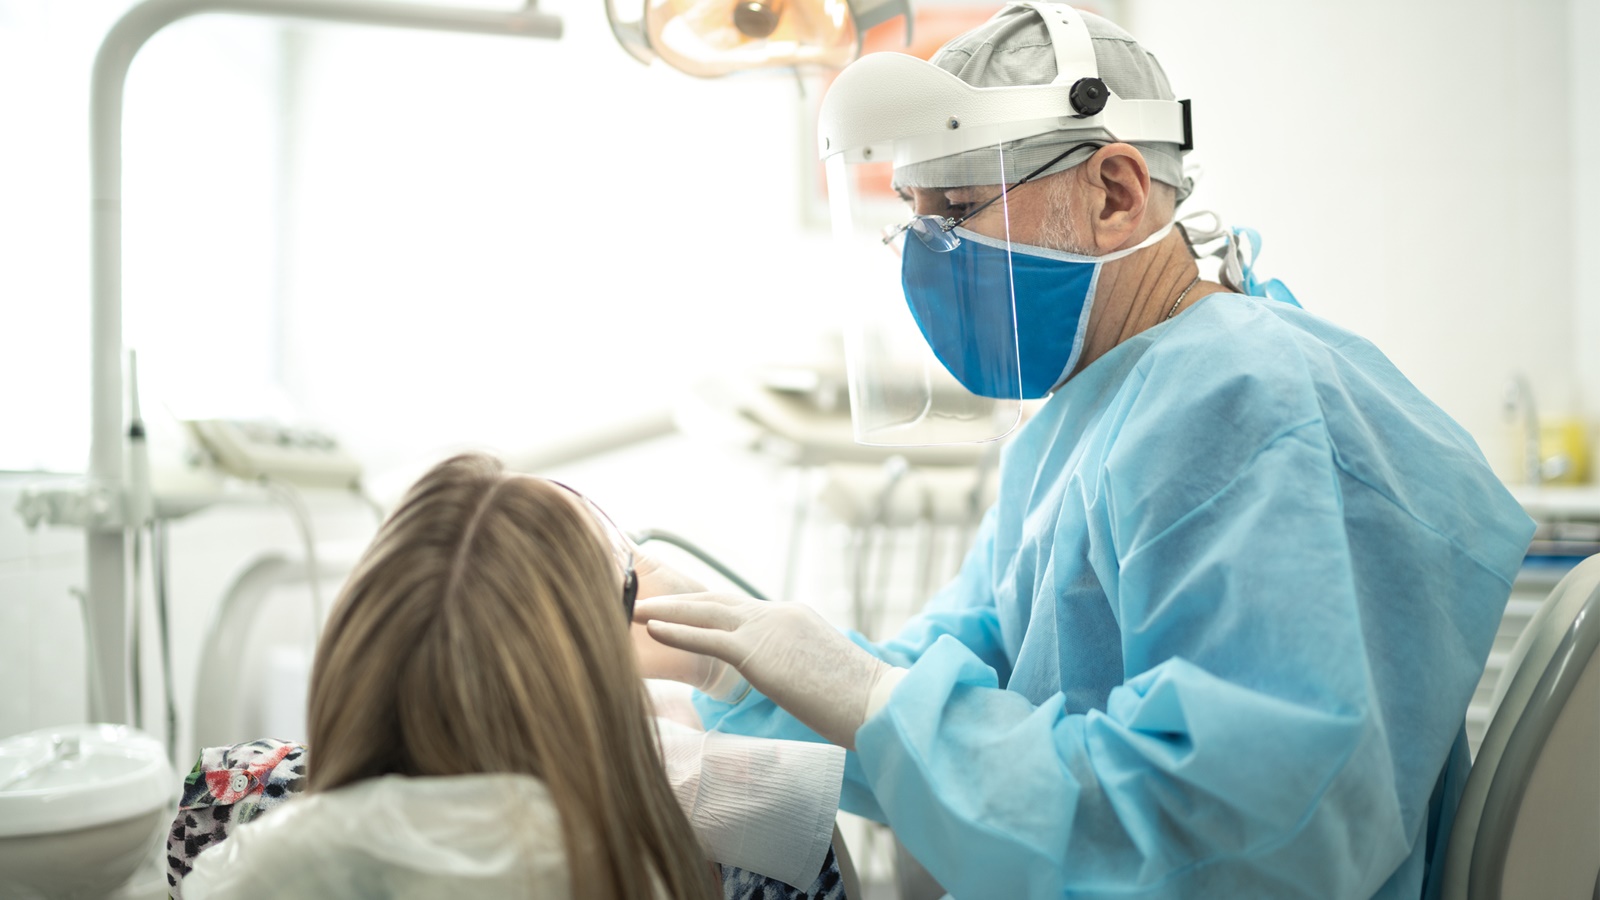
[1071,227,1225,376]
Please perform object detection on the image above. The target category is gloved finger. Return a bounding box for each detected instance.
[676,591,763,609]
[640,589,760,610]
[633,594,746,632]
[629,621,714,685]
[633,553,710,599]
[646,619,743,664]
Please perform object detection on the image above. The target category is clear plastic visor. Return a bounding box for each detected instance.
[825,146,1021,446]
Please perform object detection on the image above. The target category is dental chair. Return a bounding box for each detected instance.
[1441,553,1600,899]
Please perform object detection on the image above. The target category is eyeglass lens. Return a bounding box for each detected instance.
[886,142,1103,254]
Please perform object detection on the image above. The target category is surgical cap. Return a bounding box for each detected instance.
[896,4,1193,203]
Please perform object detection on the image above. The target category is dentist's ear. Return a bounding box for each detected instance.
[1080,143,1152,254]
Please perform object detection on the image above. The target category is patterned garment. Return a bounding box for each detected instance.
[166,739,847,900]
[167,739,309,896]
[724,849,846,900]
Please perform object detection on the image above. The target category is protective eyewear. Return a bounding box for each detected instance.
[549,481,638,620]
[880,142,1103,254]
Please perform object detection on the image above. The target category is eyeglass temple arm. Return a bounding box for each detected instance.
[949,141,1104,231]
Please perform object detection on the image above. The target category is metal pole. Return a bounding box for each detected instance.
[86,0,561,724]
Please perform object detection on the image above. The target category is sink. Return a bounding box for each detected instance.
[0,725,174,900]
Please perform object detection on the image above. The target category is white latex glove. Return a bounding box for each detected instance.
[629,551,745,699]
[634,592,891,750]
[634,545,710,599]
[631,623,745,699]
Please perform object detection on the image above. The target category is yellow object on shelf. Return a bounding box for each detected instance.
[1540,417,1591,484]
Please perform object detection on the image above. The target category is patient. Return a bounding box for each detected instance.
[175,454,758,898]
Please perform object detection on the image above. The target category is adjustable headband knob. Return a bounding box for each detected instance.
[1069,77,1108,117]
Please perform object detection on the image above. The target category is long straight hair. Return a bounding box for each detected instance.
[306,453,715,900]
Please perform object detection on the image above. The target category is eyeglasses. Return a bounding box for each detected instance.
[881,142,1103,254]
[549,480,638,621]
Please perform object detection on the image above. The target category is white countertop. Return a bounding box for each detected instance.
[1509,485,1600,519]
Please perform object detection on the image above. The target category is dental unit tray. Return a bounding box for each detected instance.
[186,419,363,490]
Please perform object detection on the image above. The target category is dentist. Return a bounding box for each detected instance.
[636,5,1533,898]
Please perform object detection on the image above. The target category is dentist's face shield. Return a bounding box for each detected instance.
[817,1,1192,446]
[827,146,1026,446]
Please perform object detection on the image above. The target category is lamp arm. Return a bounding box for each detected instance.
[84,0,562,725]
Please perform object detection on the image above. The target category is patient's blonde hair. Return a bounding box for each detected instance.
[307,453,715,900]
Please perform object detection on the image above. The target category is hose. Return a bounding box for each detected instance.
[631,529,770,602]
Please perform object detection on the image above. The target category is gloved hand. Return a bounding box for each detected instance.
[634,592,892,750]
[634,546,710,599]
[631,623,745,698]
[629,551,744,698]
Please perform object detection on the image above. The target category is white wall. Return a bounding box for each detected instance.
[1,3,288,473]
[121,15,288,423]
[1573,0,1600,424]
[0,476,91,736]
[276,8,850,478]
[1128,0,1582,479]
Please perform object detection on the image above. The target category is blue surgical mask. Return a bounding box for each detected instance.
[902,223,1174,399]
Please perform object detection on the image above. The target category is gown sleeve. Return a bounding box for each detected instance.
[693,506,1011,822]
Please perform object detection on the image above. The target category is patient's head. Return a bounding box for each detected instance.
[306,452,711,899]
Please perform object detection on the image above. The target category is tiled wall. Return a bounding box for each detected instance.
[0,474,91,737]
[0,472,378,759]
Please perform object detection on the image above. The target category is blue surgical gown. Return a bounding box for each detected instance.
[697,294,1534,899]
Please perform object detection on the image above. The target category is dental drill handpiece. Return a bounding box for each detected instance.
[126,350,151,729]
[126,349,152,529]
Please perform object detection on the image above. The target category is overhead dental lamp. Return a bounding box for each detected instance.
[606,0,912,77]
